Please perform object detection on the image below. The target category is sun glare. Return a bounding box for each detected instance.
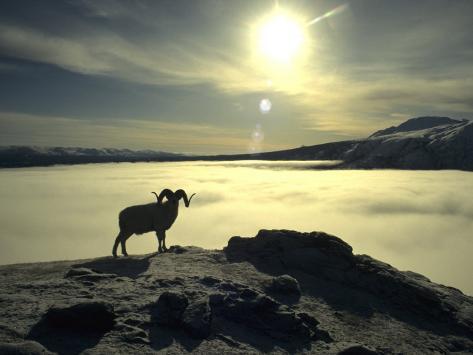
[250,8,311,92]
[258,14,305,64]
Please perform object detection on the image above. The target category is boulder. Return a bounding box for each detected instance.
[42,301,116,332]
[297,312,319,328]
[168,245,187,254]
[225,229,354,277]
[208,292,226,306]
[338,345,380,355]
[213,286,312,341]
[226,229,353,257]
[269,274,301,296]
[65,267,117,282]
[225,230,473,335]
[0,341,54,355]
[182,297,212,339]
[65,267,95,278]
[151,292,212,339]
[151,291,189,327]
[199,276,221,286]
[348,255,471,329]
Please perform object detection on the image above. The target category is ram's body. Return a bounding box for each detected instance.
[112,189,195,257]
[119,202,178,235]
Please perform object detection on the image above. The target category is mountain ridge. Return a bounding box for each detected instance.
[369,116,467,138]
[1,116,472,170]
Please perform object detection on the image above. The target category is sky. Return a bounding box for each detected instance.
[1,0,473,154]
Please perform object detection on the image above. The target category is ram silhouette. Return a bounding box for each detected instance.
[112,189,195,257]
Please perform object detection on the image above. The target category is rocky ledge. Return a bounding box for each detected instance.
[0,230,472,354]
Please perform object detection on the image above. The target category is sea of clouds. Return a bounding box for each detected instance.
[0,161,472,295]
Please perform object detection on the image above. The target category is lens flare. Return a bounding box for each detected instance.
[251,129,264,143]
[259,98,272,114]
[307,4,348,26]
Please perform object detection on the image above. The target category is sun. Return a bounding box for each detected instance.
[258,13,305,64]
[250,8,310,91]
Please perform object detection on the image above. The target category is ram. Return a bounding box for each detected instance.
[112,189,195,257]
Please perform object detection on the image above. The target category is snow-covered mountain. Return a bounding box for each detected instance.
[342,116,473,170]
[1,116,472,170]
[0,146,185,168]
[227,116,473,171]
[368,116,464,138]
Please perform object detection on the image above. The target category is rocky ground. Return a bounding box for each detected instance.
[0,229,472,354]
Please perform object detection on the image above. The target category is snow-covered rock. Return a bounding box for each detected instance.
[342,116,473,170]
[0,230,472,354]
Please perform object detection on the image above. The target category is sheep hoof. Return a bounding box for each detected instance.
[113,254,118,258]
[123,253,129,257]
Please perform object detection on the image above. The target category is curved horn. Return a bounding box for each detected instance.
[152,189,174,205]
[174,189,196,207]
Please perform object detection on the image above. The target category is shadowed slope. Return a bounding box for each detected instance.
[0,230,472,354]
[225,229,473,338]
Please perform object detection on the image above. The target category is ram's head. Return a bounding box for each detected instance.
[151,189,196,207]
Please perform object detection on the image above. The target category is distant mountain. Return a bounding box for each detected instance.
[342,116,473,170]
[215,116,473,171]
[369,116,463,138]
[0,146,186,168]
[1,116,472,170]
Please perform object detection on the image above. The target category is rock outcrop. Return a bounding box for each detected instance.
[150,291,212,339]
[181,297,212,339]
[151,291,189,327]
[37,302,116,332]
[1,230,472,354]
[210,283,314,342]
[0,340,54,355]
[269,274,301,296]
[225,229,473,337]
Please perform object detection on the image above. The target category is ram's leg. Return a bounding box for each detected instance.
[162,230,168,252]
[120,232,132,256]
[156,231,164,253]
[112,232,122,257]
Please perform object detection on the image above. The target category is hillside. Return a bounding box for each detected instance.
[1,116,472,170]
[221,116,473,170]
[0,230,472,354]
[343,117,473,170]
[0,146,186,168]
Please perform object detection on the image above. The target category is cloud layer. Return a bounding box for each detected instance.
[0,163,472,295]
